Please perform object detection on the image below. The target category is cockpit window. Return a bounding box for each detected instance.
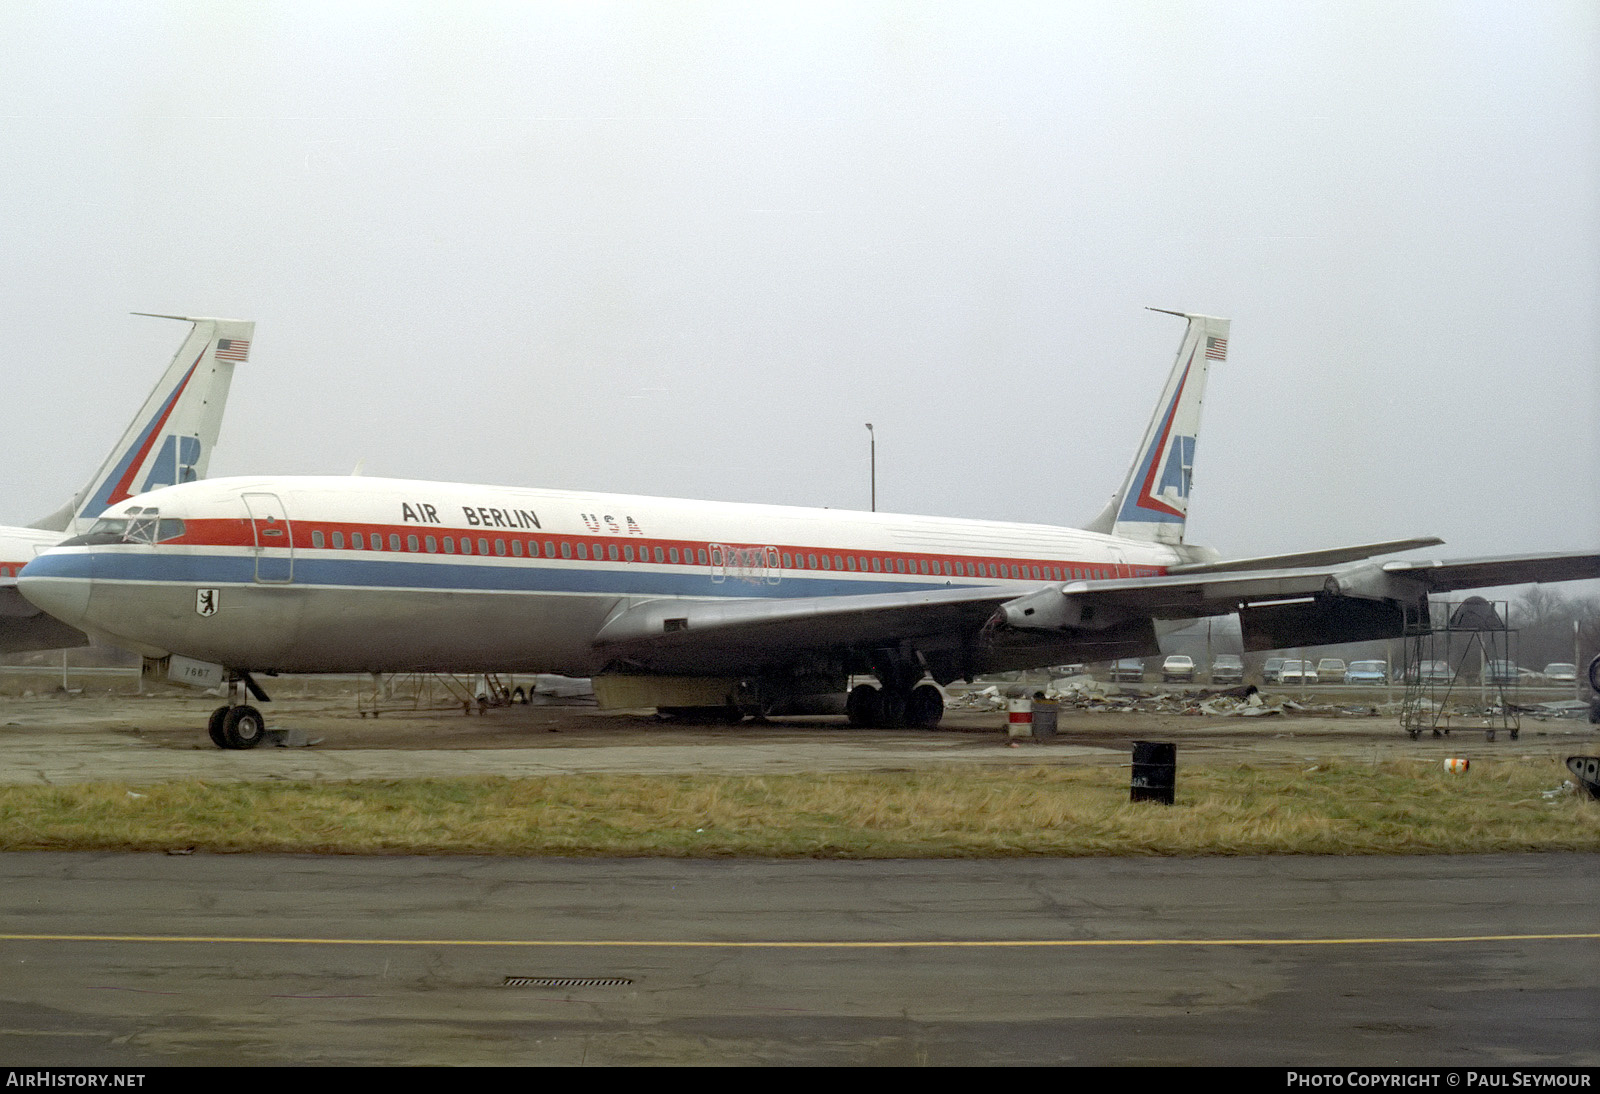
[127,512,160,543]
[71,515,185,546]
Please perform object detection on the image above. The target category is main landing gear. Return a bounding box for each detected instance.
[207,673,272,750]
[845,652,946,729]
[846,682,944,728]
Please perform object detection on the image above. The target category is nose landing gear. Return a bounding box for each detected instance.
[207,673,272,749]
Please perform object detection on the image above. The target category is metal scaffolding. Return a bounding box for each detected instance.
[1399,597,1520,741]
[357,672,518,717]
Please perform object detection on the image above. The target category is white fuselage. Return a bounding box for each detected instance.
[0,526,66,581]
[19,475,1189,676]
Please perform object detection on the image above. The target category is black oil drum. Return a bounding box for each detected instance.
[1131,740,1176,805]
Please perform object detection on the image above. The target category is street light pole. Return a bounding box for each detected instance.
[865,422,875,511]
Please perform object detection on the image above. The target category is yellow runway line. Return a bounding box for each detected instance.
[3,932,1598,949]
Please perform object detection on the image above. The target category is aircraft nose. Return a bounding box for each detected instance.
[17,552,95,630]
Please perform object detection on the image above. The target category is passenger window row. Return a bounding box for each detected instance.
[297,528,1129,580]
[777,552,1115,581]
[302,530,713,566]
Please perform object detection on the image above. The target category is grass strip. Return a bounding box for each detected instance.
[0,761,1595,857]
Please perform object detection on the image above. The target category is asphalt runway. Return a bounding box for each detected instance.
[1,852,1596,1066]
[2,688,1597,1065]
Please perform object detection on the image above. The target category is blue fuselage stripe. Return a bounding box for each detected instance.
[22,549,993,600]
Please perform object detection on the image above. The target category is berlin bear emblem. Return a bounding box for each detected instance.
[195,588,220,617]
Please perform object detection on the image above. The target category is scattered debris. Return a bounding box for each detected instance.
[266,728,320,748]
[953,681,1313,718]
[950,678,1577,731]
[1521,700,1594,721]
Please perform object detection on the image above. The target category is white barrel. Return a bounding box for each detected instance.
[1007,697,1033,738]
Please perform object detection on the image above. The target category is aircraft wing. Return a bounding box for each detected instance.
[1163,537,1444,575]
[592,549,1600,673]
[1004,550,1600,615]
[594,584,1020,675]
[1376,552,1600,592]
[1009,549,1600,651]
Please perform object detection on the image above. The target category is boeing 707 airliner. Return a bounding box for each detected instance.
[18,311,1598,747]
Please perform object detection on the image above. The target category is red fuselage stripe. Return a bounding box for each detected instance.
[144,519,1169,580]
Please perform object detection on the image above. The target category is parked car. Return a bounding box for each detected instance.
[1315,658,1346,683]
[1484,660,1522,686]
[1210,654,1245,685]
[1051,663,1089,678]
[1262,657,1287,684]
[1345,659,1389,685]
[1403,660,1455,685]
[1542,663,1578,685]
[1161,655,1196,683]
[1279,659,1319,685]
[1110,659,1145,682]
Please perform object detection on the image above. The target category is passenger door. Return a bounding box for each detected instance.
[242,492,294,584]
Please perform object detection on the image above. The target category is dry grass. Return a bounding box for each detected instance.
[1,760,1595,857]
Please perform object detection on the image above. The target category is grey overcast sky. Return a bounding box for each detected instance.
[3,1,1596,570]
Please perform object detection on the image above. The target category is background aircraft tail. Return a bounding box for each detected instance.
[29,315,251,533]
[1081,309,1228,545]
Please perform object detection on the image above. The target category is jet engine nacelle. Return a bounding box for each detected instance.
[1000,587,1126,632]
[1320,561,1424,603]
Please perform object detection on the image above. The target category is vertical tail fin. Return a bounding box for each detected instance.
[1081,309,1229,545]
[29,315,252,533]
